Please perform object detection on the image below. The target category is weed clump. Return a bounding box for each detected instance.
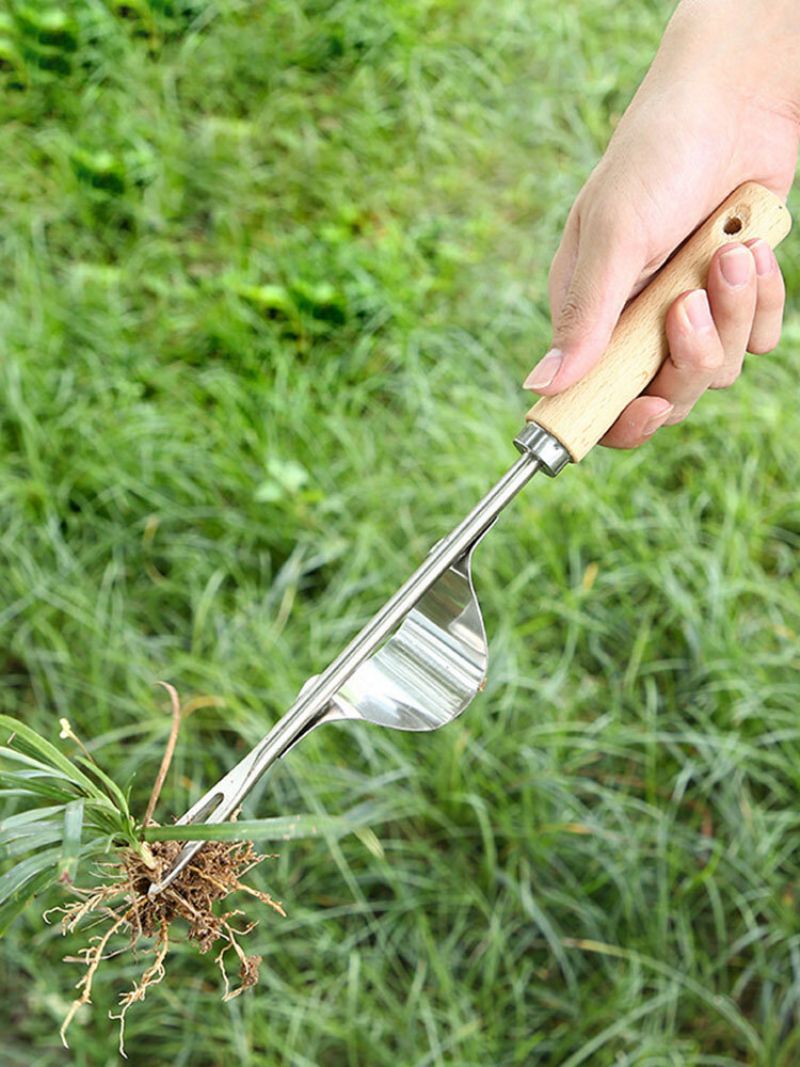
[49,685,285,1055]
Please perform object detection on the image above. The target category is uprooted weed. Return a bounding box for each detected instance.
[49,685,285,1055]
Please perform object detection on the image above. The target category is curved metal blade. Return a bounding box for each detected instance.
[328,525,493,731]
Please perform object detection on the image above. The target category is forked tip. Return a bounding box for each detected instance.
[148,839,205,898]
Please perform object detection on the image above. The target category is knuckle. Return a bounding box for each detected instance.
[748,327,782,355]
[671,344,724,377]
[585,201,617,237]
[586,201,640,248]
[557,280,610,338]
[709,368,741,390]
[757,278,786,313]
[557,290,587,333]
[665,405,690,426]
[696,343,726,375]
[696,356,725,378]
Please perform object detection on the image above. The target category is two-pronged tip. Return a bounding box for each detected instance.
[147,839,205,899]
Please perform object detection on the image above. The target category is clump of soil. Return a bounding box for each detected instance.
[50,684,285,1055]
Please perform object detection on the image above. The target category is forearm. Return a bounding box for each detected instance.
[661,0,800,123]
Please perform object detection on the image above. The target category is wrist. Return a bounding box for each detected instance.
[667,0,800,127]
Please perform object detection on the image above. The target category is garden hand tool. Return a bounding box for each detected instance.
[149,182,790,897]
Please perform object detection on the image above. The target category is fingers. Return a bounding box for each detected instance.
[600,241,785,449]
[650,288,727,424]
[706,243,757,388]
[744,238,785,355]
[600,288,723,448]
[547,202,580,322]
[525,202,646,394]
[598,396,674,450]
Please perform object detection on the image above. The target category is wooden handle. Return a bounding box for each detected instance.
[527,182,792,461]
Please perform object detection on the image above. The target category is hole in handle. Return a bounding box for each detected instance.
[723,215,743,235]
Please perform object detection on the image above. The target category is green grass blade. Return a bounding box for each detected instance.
[144,800,418,843]
[0,847,62,910]
[1,828,63,859]
[0,716,105,801]
[0,746,79,780]
[59,799,84,881]
[0,777,80,804]
[73,756,131,817]
[145,815,347,842]
[0,806,65,831]
[0,868,59,937]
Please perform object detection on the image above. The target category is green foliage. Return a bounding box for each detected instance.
[0,714,138,932]
[1,0,800,1064]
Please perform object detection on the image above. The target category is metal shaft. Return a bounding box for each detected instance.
[243,449,543,772]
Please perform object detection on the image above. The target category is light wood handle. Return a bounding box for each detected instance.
[527,182,792,461]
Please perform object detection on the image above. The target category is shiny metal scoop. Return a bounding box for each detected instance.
[332,527,492,729]
[148,424,568,897]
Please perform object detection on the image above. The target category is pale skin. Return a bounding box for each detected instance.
[524,0,800,447]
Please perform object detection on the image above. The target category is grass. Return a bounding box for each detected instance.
[1,0,800,1063]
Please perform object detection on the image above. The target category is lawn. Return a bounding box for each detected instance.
[2,1,800,1064]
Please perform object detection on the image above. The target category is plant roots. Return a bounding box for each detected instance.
[50,686,285,1054]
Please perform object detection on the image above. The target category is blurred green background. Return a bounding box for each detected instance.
[2,1,800,1064]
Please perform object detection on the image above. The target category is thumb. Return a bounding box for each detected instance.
[525,210,646,395]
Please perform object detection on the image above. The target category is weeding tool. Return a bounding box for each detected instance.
[149,182,791,897]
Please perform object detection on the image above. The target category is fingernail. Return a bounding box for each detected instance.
[750,239,774,277]
[720,245,753,287]
[642,403,674,437]
[523,348,563,390]
[683,289,713,331]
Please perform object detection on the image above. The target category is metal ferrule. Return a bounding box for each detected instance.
[513,422,571,477]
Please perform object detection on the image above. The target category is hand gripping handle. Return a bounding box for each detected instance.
[526,182,792,462]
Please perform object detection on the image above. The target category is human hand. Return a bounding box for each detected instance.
[524,0,800,448]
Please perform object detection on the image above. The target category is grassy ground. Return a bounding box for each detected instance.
[2,1,800,1063]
